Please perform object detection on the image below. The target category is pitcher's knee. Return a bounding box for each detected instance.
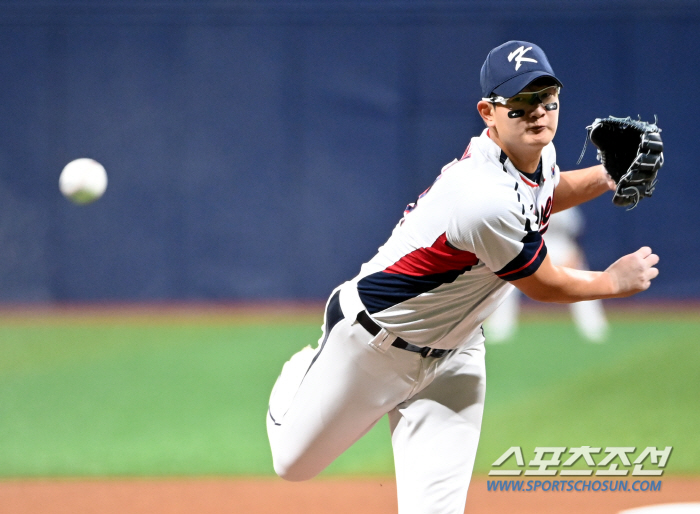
[272,453,320,482]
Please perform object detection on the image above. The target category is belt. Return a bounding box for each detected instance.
[356,310,453,359]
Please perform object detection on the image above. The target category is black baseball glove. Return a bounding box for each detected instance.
[578,116,664,209]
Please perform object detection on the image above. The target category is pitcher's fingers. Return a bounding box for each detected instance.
[636,246,652,257]
[645,253,660,266]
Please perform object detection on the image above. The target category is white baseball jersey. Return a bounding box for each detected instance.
[345,128,560,349]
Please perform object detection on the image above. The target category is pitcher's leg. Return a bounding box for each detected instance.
[267,299,418,481]
[389,343,486,514]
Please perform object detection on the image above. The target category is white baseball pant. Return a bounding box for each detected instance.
[267,290,486,514]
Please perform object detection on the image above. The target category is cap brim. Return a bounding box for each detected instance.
[492,71,563,98]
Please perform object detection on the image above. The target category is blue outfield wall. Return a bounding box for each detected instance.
[0,1,698,302]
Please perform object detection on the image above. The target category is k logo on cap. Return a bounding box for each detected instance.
[480,40,562,98]
[508,46,538,71]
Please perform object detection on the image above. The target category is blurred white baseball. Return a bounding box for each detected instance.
[59,158,108,204]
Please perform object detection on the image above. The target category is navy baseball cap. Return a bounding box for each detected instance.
[480,41,562,98]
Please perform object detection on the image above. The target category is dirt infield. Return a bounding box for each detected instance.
[1,299,698,325]
[0,477,698,514]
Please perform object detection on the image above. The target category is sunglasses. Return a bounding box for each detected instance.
[483,86,560,111]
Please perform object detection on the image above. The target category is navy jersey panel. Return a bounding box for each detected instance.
[358,268,470,314]
[358,232,479,314]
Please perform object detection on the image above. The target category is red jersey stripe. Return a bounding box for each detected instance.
[461,143,472,160]
[384,233,479,276]
[520,174,539,188]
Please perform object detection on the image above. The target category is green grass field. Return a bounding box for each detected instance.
[0,308,698,478]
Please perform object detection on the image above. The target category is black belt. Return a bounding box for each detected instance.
[356,310,453,359]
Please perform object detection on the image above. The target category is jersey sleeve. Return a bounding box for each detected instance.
[546,143,561,188]
[553,163,561,188]
[447,185,547,281]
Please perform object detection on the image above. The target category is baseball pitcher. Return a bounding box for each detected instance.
[266,40,663,514]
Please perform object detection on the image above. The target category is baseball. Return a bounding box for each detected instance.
[59,158,108,204]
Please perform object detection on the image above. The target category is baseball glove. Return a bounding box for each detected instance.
[578,116,664,209]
